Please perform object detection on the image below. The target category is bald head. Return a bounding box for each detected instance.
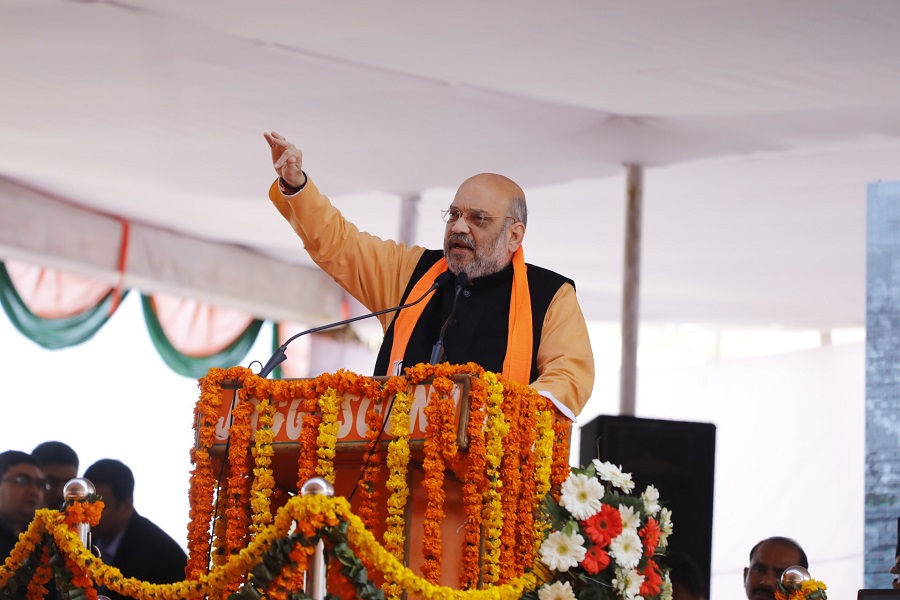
[443,173,527,278]
[455,173,527,226]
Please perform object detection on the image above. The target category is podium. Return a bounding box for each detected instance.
[206,374,475,491]
[188,364,572,593]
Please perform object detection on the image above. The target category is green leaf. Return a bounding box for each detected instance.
[562,519,580,536]
[229,584,264,600]
[250,562,275,582]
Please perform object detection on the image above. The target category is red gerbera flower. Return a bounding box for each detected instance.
[638,517,662,556]
[581,503,623,547]
[580,545,611,575]
[640,558,663,596]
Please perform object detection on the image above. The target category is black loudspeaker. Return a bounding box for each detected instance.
[579,415,716,598]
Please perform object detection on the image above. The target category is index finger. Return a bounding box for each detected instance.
[264,131,285,148]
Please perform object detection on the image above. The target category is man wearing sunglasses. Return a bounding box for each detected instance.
[0,450,49,597]
[263,132,594,417]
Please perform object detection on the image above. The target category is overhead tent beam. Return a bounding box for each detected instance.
[0,177,342,324]
[619,164,643,416]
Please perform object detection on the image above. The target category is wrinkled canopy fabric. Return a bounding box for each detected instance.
[2,1,897,334]
[0,262,121,350]
[1,260,273,378]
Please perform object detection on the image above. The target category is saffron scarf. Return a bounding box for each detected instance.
[387,248,533,384]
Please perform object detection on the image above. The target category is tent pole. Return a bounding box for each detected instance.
[619,164,643,416]
[398,193,421,245]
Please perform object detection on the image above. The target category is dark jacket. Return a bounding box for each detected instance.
[100,512,187,600]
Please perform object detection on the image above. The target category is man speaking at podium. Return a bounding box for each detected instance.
[263,131,594,418]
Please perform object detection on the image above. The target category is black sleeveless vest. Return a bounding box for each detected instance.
[373,249,574,380]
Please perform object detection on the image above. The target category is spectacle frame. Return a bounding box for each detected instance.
[441,207,515,229]
[1,474,51,492]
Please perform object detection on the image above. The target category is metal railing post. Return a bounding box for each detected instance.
[301,477,335,600]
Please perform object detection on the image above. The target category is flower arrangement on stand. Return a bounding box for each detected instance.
[529,460,674,600]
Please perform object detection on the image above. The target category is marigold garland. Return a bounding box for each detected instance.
[458,373,488,590]
[326,558,358,600]
[177,363,570,598]
[224,393,254,580]
[187,366,239,578]
[1,511,47,590]
[340,494,538,600]
[550,412,572,500]
[432,374,461,463]
[531,407,555,556]
[3,483,547,600]
[0,536,26,584]
[382,390,412,555]
[481,370,509,585]
[315,387,340,484]
[267,541,313,598]
[358,404,384,531]
[497,384,523,583]
[421,377,453,584]
[59,545,98,600]
[775,578,828,600]
[297,412,321,488]
[211,494,229,567]
[382,386,412,600]
[25,543,51,600]
[249,396,276,537]
[513,389,540,578]
[60,498,103,527]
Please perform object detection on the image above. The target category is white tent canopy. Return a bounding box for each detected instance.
[1,3,896,598]
[4,0,899,331]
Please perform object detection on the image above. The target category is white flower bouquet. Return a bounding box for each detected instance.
[528,460,674,600]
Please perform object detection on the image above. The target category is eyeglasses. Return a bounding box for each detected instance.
[1,474,51,492]
[441,207,514,229]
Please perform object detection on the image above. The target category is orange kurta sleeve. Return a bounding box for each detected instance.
[531,283,595,417]
[268,178,426,332]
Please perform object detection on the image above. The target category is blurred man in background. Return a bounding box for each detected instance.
[743,536,808,600]
[0,450,48,599]
[31,441,79,509]
[83,458,186,599]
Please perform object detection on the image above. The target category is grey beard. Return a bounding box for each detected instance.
[457,253,507,280]
[444,232,510,280]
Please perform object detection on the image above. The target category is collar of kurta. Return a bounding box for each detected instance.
[388,247,532,384]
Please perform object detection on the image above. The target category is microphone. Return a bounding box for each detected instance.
[256,271,452,378]
[429,271,468,364]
